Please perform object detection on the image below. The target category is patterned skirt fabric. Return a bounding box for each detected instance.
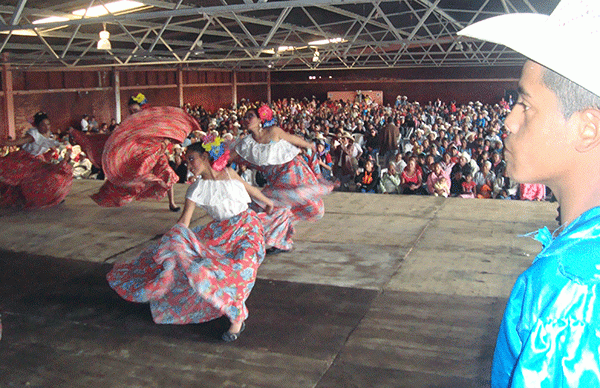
[256,207,295,251]
[69,130,110,169]
[256,154,334,223]
[92,107,200,207]
[0,151,73,209]
[106,209,266,326]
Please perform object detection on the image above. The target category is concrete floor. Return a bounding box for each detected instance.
[0,180,558,387]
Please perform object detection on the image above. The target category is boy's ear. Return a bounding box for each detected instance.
[575,108,600,153]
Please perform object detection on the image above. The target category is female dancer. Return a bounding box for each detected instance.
[107,136,294,341]
[0,112,72,209]
[230,105,333,223]
[91,106,197,210]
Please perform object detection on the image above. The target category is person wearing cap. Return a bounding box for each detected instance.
[459,0,600,386]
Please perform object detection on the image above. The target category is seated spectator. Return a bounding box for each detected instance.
[89,116,99,132]
[81,114,89,132]
[393,152,407,174]
[363,126,380,162]
[473,161,495,199]
[379,162,401,194]
[460,173,476,198]
[108,118,119,132]
[519,183,546,201]
[426,162,450,196]
[490,151,505,176]
[493,168,518,200]
[433,175,450,197]
[315,139,334,181]
[332,132,359,190]
[169,144,187,183]
[440,152,455,177]
[238,163,256,186]
[401,158,423,195]
[355,159,379,193]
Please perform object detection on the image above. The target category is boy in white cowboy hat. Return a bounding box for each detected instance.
[459,0,600,386]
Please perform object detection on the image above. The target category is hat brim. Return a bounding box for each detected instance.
[458,13,600,97]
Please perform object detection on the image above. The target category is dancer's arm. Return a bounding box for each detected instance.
[272,126,316,152]
[176,199,196,228]
[0,134,34,147]
[228,167,274,214]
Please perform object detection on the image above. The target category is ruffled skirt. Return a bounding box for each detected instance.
[107,208,291,325]
[0,151,73,209]
[257,154,333,223]
[92,107,198,207]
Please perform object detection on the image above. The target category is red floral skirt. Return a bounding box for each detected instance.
[107,209,267,325]
[256,154,334,223]
[0,151,73,209]
[92,107,199,207]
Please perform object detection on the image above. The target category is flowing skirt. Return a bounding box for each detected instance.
[69,129,110,169]
[107,208,291,325]
[92,107,199,207]
[256,154,334,223]
[0,151,73,209]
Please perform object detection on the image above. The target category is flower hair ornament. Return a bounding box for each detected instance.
[129,93,148,107]
[201,133,230,171]
[258,105,277,128]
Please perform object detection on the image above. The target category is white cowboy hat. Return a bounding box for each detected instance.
[458,0,600,97]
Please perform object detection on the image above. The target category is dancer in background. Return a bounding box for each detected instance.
[91,106,198,210]
[107,137,294,342]
[230,105,333,224]
[0,112,72,209]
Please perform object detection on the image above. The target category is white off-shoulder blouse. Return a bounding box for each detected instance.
[233,135,299,166]
[186,178,251,221]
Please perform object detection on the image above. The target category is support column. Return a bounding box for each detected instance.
[267,70,271,104]
[232,70,237,109]
[114,68,121,123]
[177,68,184,108]
[2,53,15,140]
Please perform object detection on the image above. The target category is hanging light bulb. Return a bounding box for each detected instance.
[312,49,320,62]
[97,24,111,50]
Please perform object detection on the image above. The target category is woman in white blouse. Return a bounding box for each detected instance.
[229,105,333,223]
[0,112,73,209]
[107,138,294,342]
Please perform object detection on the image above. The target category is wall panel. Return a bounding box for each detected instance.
[1,65,521,142]
[184,85,232,112]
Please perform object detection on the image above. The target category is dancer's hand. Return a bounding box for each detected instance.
[264,199,274,214]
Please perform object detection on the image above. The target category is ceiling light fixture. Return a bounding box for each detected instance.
[312,49,320,62]
[97,24,111,50]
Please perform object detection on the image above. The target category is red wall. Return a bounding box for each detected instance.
[1,64,522,139]
[270,66,522,106]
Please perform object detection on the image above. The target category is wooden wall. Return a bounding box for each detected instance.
[0,65,521,140]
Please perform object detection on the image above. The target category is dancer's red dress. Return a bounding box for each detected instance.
[107,177,294,325]
[69,129,110,169]
[91,107,200,207]
[234,135,333,223]
[0,128,72,209]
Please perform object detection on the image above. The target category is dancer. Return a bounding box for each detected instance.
[107,137,294,341]
[459,0,600,386]
[230,105,333,223]
[91,106,197,210]
[0,112,72,209]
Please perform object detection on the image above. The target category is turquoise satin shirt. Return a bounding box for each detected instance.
[492,207,600,387]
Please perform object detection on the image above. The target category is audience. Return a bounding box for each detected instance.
[1,94,547,201]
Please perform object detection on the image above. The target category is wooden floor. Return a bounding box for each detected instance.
[0,180,558,387]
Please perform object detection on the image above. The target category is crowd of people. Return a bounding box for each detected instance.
[179,95,547,201]
[1,94,549,202]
